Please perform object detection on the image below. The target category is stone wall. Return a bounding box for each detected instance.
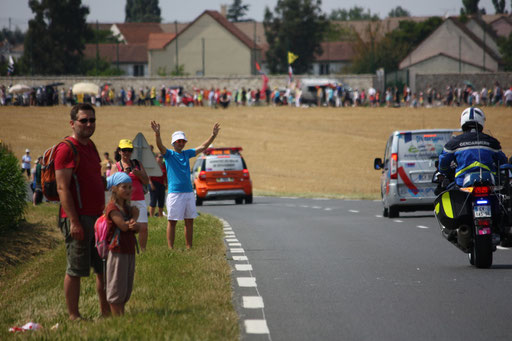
[414,72,512,93]
[0,74,376,93]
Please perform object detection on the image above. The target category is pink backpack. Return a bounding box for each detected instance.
[94,215,120,259]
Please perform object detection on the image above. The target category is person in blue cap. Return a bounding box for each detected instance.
[105,172,140,316]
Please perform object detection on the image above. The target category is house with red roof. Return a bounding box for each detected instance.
[148,10,262,76]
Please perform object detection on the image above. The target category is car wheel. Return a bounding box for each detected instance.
[388,206,399,218]
[245,195,253,204]
[194,188,203,206]
[235,198,243,205]
[383,207,389,217]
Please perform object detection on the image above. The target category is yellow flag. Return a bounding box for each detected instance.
[288,51,298,65]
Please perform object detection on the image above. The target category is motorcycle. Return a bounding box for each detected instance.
[432,164,512,268]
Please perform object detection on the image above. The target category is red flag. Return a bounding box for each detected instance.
[255,62,261,72]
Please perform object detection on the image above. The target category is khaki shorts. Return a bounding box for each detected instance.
[106,252,136,304]
[59,215,103,277]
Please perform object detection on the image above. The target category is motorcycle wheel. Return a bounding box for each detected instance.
[471,235,493,268]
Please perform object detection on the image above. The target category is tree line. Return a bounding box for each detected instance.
[1,0,512,76]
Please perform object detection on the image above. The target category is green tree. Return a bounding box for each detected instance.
[125,0,161,23]
[492,0,506,13]
[0,27,25,46]
[227,0,250,22]
[329,6,379,21]
[388,6,411,18]
[461,0,480,14]
[350,17,443,73]
[498,32,512,71]
[264,0,328,74]
[20,0,92,75]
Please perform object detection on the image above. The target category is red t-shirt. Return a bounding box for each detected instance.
[54,137,105,217]
[150,163,167,185]
[105,202,137,254]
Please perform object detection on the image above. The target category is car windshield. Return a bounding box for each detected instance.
[205,156,244,171]
[398,132,454,160]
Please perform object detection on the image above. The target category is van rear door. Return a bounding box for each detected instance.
[396,131,455,198]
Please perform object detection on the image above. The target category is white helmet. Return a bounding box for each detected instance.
[460,107,485,130]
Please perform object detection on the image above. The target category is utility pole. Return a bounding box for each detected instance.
[459,36,461,73]
[253,20,257,75]
[482,27,486,72]
[175,20,179,74]
[96,20,99,76]
[202,38,205,76]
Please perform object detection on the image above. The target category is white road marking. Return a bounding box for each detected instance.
[237,277,257,287]
[394,220,403,223]
[324,208,332,211]
[313,198,329,200]
[226,238,239,242]
[235,264,253,271]
[280,196,298,199]
[224,231,235,235]
[417,225,429,229]
[349,210,359,213]
[312,206,322,209]
[376,215,383,218]
[233,255,248,261]
[243,296,264,309]
[229,242,242,247]
[497,246,510,250]
[230,248,245,253]
[300,205,309,208]
[245,319,270,334]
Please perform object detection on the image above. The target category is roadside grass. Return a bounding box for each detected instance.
[0,204,238,340]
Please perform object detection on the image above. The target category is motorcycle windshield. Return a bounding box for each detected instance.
[397,131,455,198]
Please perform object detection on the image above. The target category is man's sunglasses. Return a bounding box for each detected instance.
[76,118,96,124]
[121,148,133,153]
[174,139,186,143]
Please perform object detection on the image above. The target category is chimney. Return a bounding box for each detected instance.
[220,4,227,17]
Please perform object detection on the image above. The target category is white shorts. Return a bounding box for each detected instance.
[132,200,148,223]
[166,192,198,221]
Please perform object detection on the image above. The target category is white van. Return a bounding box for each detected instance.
[374,129,460,218]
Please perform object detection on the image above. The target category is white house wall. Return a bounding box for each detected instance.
[149,14,252,76]
[399,20,498,72]
[410,54,487,75]
[465,20,500,56]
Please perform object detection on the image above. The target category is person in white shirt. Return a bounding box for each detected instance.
[21,149,31,179]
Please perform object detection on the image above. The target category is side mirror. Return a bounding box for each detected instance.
[374,158,383,170]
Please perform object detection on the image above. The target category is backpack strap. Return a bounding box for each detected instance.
[62,138,82,210]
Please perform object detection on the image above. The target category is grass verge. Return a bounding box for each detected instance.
[0,203,238,340]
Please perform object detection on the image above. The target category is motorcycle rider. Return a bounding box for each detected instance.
[437,107,510,245]
[438,107,507,187]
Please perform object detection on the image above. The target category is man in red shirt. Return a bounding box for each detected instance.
[55,103,109,320]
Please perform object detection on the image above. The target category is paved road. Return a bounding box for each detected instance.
[198,196,512,341]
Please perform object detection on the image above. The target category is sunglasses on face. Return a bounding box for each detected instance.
[76,118,96,124]
[121,148,133,153]
[174,139,186,144]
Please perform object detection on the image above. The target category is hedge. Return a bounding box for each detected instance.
[0,142,27,231]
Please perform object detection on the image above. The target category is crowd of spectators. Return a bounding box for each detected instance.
[1,81,511,108]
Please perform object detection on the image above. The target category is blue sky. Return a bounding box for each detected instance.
[0,0,500,31]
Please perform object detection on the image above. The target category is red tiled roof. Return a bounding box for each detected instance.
[83,43,148,63]
[315,41,355,61]
[147,33,175,50]
[114,23,163,44]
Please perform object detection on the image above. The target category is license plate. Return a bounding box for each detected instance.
[216,177,234,183]
[474,205,491,218]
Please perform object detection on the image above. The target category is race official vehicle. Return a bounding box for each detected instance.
[191,147,253,205]
[374,129,460,218]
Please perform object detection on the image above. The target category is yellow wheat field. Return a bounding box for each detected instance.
[1,105,511,198]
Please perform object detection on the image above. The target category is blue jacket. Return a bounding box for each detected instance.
[439,130,507,186]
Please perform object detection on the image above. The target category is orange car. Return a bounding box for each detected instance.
[191,147,253,205]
